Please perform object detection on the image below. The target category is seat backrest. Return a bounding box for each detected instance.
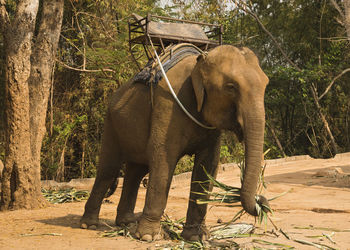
[131,13,209,41]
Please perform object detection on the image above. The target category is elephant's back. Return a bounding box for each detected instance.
[108,82,152,162]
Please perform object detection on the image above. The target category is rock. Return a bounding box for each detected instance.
[313,169,337,178]
[313,167,350,178]
[41,180,61,189]
[41,178,96,190]
[67,178,95,190]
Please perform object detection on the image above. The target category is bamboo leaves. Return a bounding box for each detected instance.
[41,188,90,204]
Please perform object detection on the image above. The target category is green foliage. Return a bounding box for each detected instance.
[174,155,194,175]
[220,132,244,163]
[2,0,349,180]
[42,188,90,203]
[40,0,163,180]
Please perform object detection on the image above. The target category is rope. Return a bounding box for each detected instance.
[147,36,216,130]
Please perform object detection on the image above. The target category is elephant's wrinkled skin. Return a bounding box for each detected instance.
[80,45,269,241]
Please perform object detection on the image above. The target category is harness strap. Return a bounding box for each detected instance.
[148,36,216,130]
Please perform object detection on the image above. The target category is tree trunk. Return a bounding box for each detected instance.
[310,85,338,156]
[0,0,64,210]
[267,121,287,158]
[1,0,41,210]
[29,0,64,192]
[343,0,350,39]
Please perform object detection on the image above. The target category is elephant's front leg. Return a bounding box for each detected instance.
[181,134,221,241]
[135,150,177,242]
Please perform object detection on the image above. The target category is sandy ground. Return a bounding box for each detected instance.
[0,153,350,249]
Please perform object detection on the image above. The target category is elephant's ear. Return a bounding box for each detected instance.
[191,55,205,112]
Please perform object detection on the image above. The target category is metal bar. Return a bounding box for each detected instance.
[129,16,147,26]
[129,23,142,71]
[147,33,219,44]
[142,43,151,60]
[150,14,221,28]
[129,34,219,46]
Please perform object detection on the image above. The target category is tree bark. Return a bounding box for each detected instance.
[343,0,350,39]
[1,0,64,210]
[1,0,41,210]
[29,0,64,192]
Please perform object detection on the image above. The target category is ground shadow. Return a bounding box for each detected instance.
[265,164,350,189]
[36,214,116,232]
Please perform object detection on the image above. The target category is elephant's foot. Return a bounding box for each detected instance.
[134,217,163,242]
[115,212,142,226]
[181,223,209,241]
[80,215,99,230]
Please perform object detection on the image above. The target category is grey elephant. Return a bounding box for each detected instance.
[80,45,269,241]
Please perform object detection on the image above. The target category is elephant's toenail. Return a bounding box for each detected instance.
[89,225,97,230]
[80,223,88,229]
[141,234,153,242]
[189,235,200,241]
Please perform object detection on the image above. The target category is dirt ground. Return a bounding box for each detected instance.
[0,153,350,249]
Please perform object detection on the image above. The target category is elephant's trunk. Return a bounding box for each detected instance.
[240,100,266,216]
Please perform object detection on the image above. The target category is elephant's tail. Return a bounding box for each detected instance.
[104,175,119,198]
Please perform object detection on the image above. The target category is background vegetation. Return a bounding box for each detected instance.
[1,0,349,181]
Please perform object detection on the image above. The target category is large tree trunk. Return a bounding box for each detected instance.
[29,0,64,192]
[0,0,64,210]
[1,0,41,210]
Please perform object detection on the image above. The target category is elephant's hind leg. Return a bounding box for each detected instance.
[80,117,121,229]
[116,163,149,226]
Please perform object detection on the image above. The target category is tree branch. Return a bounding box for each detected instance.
[56,59,115,73]
[234,0,302,71]
[60,34,84,55]
[310,84,338,155]
[329,0,345,20]
[266,120,287,158]
[318,67,350,100]
[232,0,339,155]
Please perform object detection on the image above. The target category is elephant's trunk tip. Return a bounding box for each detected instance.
[240,192,270,216]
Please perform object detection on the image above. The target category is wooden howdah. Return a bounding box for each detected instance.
[128,13,223,69]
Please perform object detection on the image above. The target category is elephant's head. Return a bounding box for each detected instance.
[191,45,269,216]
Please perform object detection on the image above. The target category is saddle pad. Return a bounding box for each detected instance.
[133,43,203,85]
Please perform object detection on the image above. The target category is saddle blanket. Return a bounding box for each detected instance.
[132,43,204,85]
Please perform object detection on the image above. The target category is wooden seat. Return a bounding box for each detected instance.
[128,13,222,69]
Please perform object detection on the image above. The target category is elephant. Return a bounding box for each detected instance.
[80,45,269,241]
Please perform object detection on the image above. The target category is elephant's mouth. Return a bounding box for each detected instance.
[229,107,244,142]
[215,109,244,141]
[216,116,243,141]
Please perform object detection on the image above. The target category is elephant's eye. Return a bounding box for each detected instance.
[224,82,239,92]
